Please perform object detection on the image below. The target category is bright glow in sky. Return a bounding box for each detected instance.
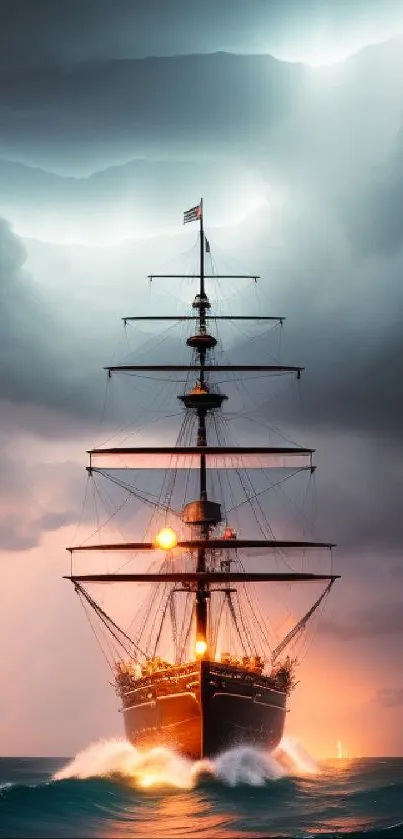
[277,30,403,67]
[5,190,271,247]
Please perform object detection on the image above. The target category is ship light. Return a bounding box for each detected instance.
[195,639,208,657]
[154,527,178,551]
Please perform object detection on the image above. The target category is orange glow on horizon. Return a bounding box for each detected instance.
[139,773,159,788]
[337,740,352,760]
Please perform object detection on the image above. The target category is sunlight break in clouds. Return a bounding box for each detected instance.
[278,21,403,67]
[5,185,270,248]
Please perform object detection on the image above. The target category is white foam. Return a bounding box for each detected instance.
[275,736,320,775]
[54,735,319,789]
[213,746,286,786]
[54,739,199,789]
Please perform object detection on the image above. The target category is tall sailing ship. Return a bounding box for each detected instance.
[65,200,339,759]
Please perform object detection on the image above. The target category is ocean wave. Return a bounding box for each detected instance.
[53,735,318,788]
[1,773,402,839]
[1,747,403,839]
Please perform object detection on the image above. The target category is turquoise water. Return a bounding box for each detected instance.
[1,740,402,838]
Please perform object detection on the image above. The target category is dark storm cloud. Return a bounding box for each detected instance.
[3,188,403,450]
[0,214,214,435]
[322,601,403,640]
[0,217,104,420]
[1,29,403,559]
[343,126,403,256]
[224,179,403,445]
[274,255,403,443]
[313,447,403,553]
[0,452,82,550]
[0,33,401,179]
[0,53,303,172]
[0,509,73,551]
[1,0,402,70]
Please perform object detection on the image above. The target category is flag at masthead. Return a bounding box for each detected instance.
[183,203,202,224]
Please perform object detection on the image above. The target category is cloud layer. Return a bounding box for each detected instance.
[2,0,403,69]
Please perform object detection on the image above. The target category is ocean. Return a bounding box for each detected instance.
[1,739,402,838]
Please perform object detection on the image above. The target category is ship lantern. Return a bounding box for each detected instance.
[195,638,208,657]
[224,527,237,539]
[154,527,178,551]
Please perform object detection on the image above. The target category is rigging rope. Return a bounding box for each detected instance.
[74,582,147,658]
[271,579,335,662]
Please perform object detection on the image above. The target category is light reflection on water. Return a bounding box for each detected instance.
[102,790,257,839]
[53,736,321,837]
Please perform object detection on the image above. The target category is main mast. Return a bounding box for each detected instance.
[196,198,209,656]
[175,199,231,659]
[66,200,339,667]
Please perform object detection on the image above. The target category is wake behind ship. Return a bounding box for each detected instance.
[65,200,339,759]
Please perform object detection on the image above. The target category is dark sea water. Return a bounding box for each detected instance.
[1,739,402,838]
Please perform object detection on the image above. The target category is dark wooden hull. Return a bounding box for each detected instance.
[119,660,287,759]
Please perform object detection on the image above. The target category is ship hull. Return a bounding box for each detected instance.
[120,660,287,759]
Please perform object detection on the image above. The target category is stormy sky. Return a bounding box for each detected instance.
[1,0,403,758]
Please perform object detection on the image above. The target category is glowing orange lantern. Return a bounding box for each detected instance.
[154,527,178,551]
[195,639,208,657]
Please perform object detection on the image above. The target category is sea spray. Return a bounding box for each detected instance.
[275,735,320,775]
[54,735,318,789]
[54,739,198,788]
[213,746,286,786]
